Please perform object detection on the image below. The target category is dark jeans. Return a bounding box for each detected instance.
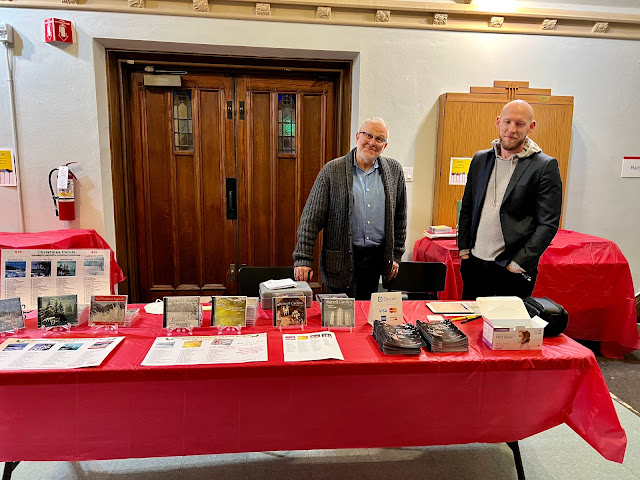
[460,254,537,300]
[327,244,385,300]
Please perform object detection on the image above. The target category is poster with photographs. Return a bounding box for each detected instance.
[273,294,307,327]
[213,296,247,327]
[37,294,78,328]
[0,336,124,370]
[1,249,111,310]
[90,295,128,326]
[321,298,355,328]
[163,296,202,328]
[0,298,25,333]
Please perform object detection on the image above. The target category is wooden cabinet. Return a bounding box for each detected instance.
[432,81,573,228]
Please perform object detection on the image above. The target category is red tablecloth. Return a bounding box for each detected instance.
[0,302,626,464]
[0,229,125,293]
[413,230,640,359]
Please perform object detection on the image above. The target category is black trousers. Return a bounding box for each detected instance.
[327,245,385,300]
[460,254,536,300]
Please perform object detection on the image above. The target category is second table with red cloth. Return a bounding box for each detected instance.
[0,229,125,293]
[0,301,626,464]
[413,229,640,358]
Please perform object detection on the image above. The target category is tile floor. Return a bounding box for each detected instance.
[3,400,638,480]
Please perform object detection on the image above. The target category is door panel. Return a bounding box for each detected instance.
[130,71,336,301]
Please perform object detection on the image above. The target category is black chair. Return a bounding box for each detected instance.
[382,261,447,300]
[237,266,295,297]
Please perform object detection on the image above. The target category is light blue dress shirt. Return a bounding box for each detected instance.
[352,157,385,247]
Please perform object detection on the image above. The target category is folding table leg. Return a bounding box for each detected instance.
[507,441,526,480]
[2,461,20,480]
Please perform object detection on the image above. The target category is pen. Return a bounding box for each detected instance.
[460,316,482,324]
[450,314,481,322]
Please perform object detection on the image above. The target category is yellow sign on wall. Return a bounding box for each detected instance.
[0,149,17,187]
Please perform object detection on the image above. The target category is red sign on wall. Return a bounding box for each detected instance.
[44,18,74,44]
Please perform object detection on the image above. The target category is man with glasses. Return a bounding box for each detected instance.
[293,118,407,300]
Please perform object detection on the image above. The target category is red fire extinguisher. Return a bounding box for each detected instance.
[48,162,78,221]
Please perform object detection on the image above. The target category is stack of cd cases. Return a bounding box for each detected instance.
[372,320,425,355]
[416,319,469,353]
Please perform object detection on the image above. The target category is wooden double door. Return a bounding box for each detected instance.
[129,71,336,301]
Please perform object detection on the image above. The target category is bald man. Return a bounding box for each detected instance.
[293,118,407,300]
[458,100,562,299]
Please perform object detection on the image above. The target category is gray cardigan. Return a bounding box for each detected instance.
[293,148,407,291]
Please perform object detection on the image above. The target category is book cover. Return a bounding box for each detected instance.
[37,294,78,328]
[0,297,24,332]
[322,298,355,328]
[273,294,307,327]
[163,296,201,328]
[213,296,247,327]
[89,295,128,326]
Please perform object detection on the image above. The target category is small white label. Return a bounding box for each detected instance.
[402,167,414,182]
[57,166,69,189]
[621,157,640,178]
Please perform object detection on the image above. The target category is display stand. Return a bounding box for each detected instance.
[327,325,353,334]
[165,325,194,336]
[92,324,119,334]
[42,324,72,335]
[279,325,304,333]
[1,327,24,338]
[216,325,243,335]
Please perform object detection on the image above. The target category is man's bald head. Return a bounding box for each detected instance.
[496,100,536,155]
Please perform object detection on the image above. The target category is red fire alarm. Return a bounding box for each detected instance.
[44,18,74,45]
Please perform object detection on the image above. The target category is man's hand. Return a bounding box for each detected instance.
[390,261,400,279]
[507,261,525,274]
[294,266,313,282]
[461,254,469,260]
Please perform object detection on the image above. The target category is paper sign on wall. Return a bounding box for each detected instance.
[449,157,471,185]
[0,150,16,187]
[621,157,640,178]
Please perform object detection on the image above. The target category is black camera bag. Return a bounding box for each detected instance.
[523,297,569,337]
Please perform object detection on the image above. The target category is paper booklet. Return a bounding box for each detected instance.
[141,334,268,366]
[321,298,355,328]
[0,297,25,333]
[416,319,469,353]
[282,331,344,362]
[213,296,247,327]
[262,278,297,290]
[163,296,202,328]
[38,294,78,328]
[372,321,425,355]
[90,295,128,326]
[0,337,124,370]
[273,294,307,327]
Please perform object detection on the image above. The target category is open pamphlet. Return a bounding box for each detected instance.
[0,337,124,370]
[282,331,344,362]
[141,333,268,366]
[262,278,297,290]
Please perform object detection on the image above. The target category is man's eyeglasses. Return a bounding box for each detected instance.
[358,131,387,145]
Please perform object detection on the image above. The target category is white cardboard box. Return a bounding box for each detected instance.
[477,297,547,350]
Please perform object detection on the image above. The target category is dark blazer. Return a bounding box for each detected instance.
[458,146,562,274]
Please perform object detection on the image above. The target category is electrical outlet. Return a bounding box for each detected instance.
[0,23,14,45]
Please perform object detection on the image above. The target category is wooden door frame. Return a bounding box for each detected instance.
[106,49,352,301]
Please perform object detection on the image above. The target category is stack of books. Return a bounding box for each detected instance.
[423,225,456,239]
[416,319,469,353]
[372,320,425,355]
[427,225,453,234]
